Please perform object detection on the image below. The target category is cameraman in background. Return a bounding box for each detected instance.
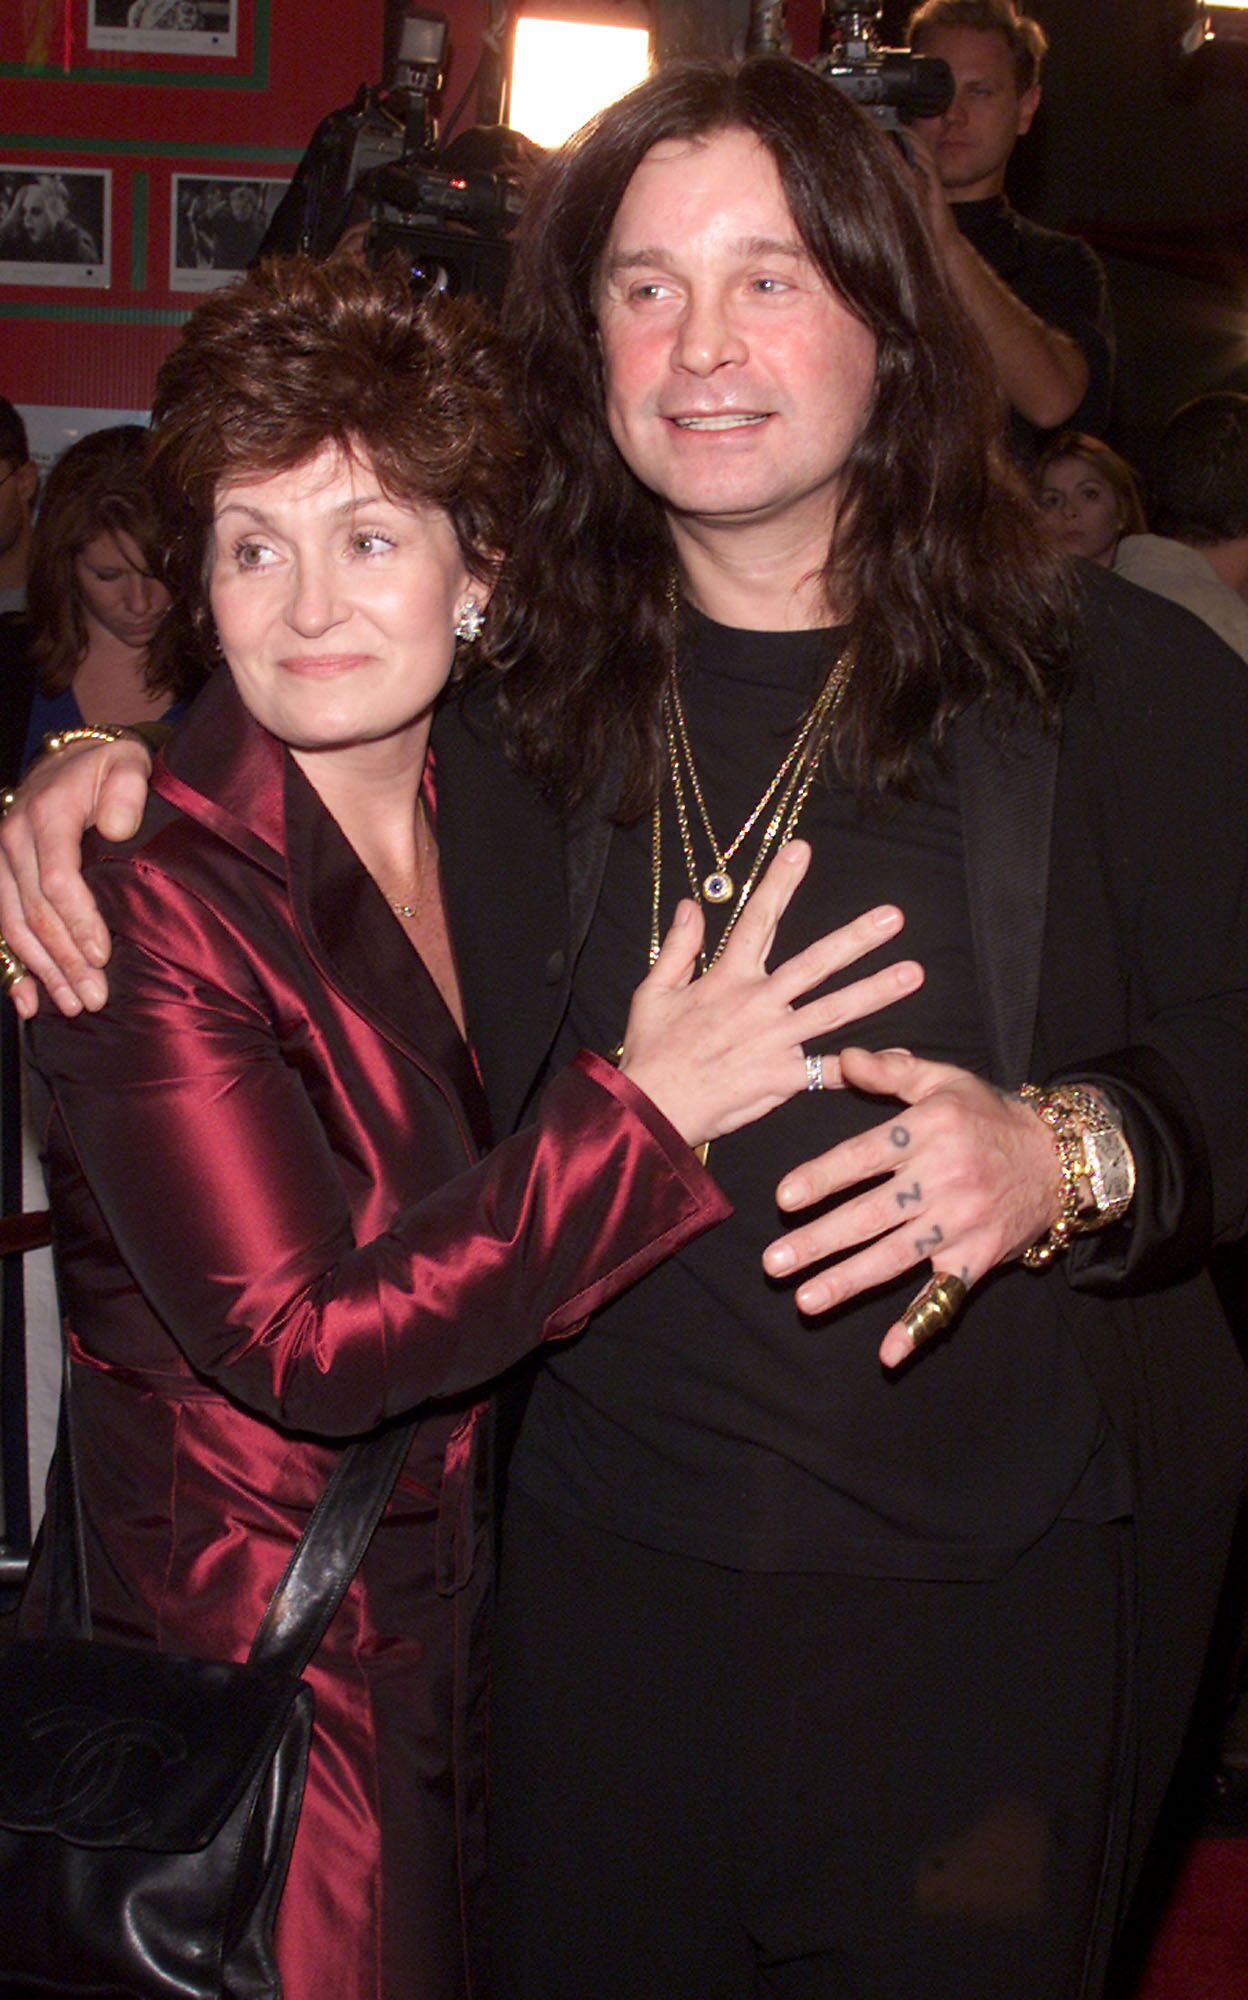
[907,0,1113,458]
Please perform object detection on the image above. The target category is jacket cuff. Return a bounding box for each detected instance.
[570,1048,729,1217]
[1050,1045,1212,1293]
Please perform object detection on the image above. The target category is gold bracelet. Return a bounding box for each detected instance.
[42,724,128,756]
[1019,1084,1087,1267]
[1018,1082,1133,1268]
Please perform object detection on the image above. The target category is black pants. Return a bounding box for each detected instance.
[490,1492,1135,2000]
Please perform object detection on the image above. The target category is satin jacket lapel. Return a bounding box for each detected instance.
[954,701,1061,1090]
[160,672,492,1152]
[158,667,288,876]
[280,757,492,1153]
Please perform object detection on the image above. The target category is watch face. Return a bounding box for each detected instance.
[1086,1126,1134,1217]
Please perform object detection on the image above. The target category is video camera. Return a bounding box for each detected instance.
[255,8,528,306]
[744,1,952,132]
[263,1,952,306]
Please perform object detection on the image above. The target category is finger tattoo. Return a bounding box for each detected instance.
[896,1180,922,1210]
[889,1125,910,1150]
[914,1225,944,1255]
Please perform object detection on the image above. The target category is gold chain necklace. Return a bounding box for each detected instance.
[647,629,854,1170]
[666,670,841,907]
[383,804,432,920]
[651,641,856,975]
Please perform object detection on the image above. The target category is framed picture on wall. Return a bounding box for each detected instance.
[0,165,110,288]
[169,172,288,290]
[87,0,238,59]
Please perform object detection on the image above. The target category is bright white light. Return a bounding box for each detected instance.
[508,15,651,149]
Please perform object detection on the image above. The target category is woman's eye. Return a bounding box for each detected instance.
[234,541,274,569]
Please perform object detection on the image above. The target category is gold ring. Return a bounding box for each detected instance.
[901,1271,968,1350]
[0,789,16,818]
[0,939,29,996]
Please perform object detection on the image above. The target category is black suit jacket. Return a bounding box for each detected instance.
[434,563,1248,1898]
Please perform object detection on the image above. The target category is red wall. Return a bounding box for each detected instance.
[2,0,390,413]
[2,0,820,420]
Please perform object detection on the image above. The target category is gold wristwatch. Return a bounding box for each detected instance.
[1019,1083,1136,1267]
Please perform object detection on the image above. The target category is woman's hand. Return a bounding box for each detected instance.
[618,841,923,1152]
[0,735,152,1017]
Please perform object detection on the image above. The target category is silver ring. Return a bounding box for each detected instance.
[805,1052,825,1092]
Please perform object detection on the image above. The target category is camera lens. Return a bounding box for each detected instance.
[406,258,451,296]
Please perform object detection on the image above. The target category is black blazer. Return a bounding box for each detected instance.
[434,562,1248,1894]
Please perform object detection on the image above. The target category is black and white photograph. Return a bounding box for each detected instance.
[169,174,286,290]
[87,0,237,60]
[0,166,110,288]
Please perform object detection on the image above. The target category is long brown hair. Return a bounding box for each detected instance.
[490,56,1081,816]
[26,424,189,701]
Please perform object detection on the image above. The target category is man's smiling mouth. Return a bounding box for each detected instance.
[672,413,768,431]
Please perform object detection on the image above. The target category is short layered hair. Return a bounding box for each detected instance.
[147,254,523,670]
[908,0,1048,95]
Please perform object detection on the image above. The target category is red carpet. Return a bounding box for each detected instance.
[1131,1838,1248,1999]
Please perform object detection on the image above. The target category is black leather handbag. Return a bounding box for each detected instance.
[0,1375,414,1999]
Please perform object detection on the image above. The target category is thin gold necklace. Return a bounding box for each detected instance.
[652,640,855,973]
[647,618,855,1163]
[383,805,432,920]
[665,669,843,908]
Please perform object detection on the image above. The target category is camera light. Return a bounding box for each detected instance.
[1179,2,1248,54]
[507,6,652,149]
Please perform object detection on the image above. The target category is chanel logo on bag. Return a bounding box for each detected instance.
[0,1705,188,1840]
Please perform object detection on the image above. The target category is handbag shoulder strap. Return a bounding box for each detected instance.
[44,1340,415,1679]
[247,1418,415,1677]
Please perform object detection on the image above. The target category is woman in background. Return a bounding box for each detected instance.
[1034,429,1146,567]
[22,423,202,769]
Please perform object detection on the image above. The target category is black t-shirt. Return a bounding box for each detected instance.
[509,611,1126,1578]
[954,194,1115,460]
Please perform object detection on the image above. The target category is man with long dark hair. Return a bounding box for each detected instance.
[1,55,1247,2000]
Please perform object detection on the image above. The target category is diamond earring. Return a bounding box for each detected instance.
[454,597,484,643]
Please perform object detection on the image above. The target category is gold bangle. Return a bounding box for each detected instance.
[42,724,128,756]
[1019,1084,1085,1267]
[1018,1082,1131,1268]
